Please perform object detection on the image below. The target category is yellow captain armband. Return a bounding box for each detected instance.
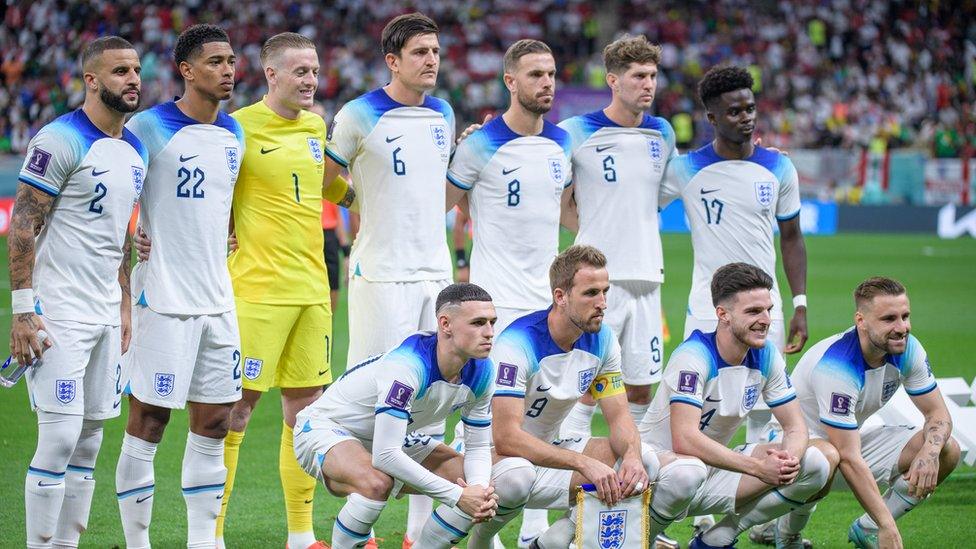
[322,174,353,206]
[587,372,625,400]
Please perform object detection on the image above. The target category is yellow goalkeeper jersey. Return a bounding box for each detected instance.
[229,99,331,305]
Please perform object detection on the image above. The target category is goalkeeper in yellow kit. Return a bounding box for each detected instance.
[217,33,355,549]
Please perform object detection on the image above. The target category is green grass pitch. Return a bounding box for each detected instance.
[0,232,974,547]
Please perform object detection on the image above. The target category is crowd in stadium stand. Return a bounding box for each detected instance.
[1,0,973,156]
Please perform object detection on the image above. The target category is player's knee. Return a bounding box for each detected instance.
[941,437,961,471]
[128,400,171,442]
[491,457,536,508]
[358,470,394,501]
[625,384,651,405]
[657,457,707,497]
[640,443,661,480]
[33,412,85,468]
[799,446,831,489]
[71,419,105,464]
[812,441,840,471]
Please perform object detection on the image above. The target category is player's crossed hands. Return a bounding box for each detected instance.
[456,479,498,523]
[579,456,623,506]
[756,447,800,486]
[616,454,650,500]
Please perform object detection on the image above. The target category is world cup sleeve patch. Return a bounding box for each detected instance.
[26,147,52,176]
[830,392,852,415]
[385,380,414,409]
[497,363,518,387]
[677,371,699,394]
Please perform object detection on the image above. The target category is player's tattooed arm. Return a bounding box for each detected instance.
[907,389,954,498]
[8,184,56,364]
[119,232,133,354]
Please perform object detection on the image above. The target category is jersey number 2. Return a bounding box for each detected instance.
[88,183,107,214]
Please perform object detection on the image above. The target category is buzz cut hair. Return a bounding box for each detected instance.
[174,24,230,65]
[549,245,607,293]
[261,32,316,67]
[698,65,753,109]
[710,262,773,307]
[81,36,135,70]
[436,283,493,314]
[504,39,553,74]
[854,277,907,310]
[381,12,439,56]
[603,34,661,75]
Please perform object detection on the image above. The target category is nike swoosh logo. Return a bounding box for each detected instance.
[136,494,153,503]
[536,385,552,392]
[38,481,62,487]
[179,154,199,162]
[502,167,520,175]
[705,396,722,402]
[385,135,403,143]
[113,400,121,409]
[260,146,281,154]
[216,494,223,499]
[235,385,242,391]
[91,168,110,176]
[595,145,614,152]
[700,188,720,195]
[317,370,328,376]
[304,498,313,504]
[520,536,538,544]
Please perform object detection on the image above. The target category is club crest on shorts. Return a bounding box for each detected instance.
[225,146,240,175]
[830,392,852,415]
[882,380,899,402]
[429,124,448,152]
[307,137,324,163]
[743,383,760,410]
[677,371,699,394]
[578,367,597,393]
[55,379,76,404]
[598,509,627,548]
[497,363,517,387]
[27,147,52,176]
[154,373,175,397]
[243,357,263,380]
[131,165,145,196]
[548,157,566,187]
[755,181,774,207]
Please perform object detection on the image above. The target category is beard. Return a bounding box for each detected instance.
[866,329,907,355]
[100,85,140,113]
[731,319,767,349]
[517,91,552,115]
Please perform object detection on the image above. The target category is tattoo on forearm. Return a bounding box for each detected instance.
[923,418,951,451]
[338,187,356,209]
[119,235,132,298]
[8,185,53,290]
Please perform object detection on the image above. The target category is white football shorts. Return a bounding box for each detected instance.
[606,280,664,385]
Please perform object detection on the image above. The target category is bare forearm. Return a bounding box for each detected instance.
[839,456,895,528]
[495,428,583,471]
[119,233,133,301]
[8,186,50,290]
[921,415,952,457]
[607,417,642,462]
[780,231,807,296]
[676,432,759,477]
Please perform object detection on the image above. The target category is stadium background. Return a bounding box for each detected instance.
[1,0,975,546]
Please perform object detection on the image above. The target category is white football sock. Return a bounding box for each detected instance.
[416,506,473,548]
[287,531,317,549]
[858,475,921,530]
[560,402,595,438]
[519,508,551,544]
[26,411,83,549]
[535,516,575,548]
[648,458,708,538]
[333,493,386,548]
[52,419,103,548]
[777,502,817,535]
[406,494,433,542]
[116,432,157,549]
[182,432,226,548]
[467,457,536,548]
[703,446,830,546]
[628,402,649,425]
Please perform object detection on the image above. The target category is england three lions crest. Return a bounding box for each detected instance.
[755,181,774,207]
[131,165,145,197]
[55,379,76,404]
[154,373,175,397]
[598,509,627,549]
[743,383,760,410]
[578,367,597,394]
[307,137,324,163]
[225,146,240,175]
[548,157,566,186]
[429,124,448,152]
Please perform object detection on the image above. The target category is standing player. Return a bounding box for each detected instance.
[639,263,837,549]
[216,32,355,549]
[321,14,455,544]
[467,245,657,548]
[557,34,676,441]
[661,65,807,354]
[293,283,525,548]
[115,25,245,549]
[10,36,145,548]
[785,277,959,549]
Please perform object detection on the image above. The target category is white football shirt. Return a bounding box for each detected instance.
[126,101,244,315]
[640,329,796,450]
[326,88,454,282]
[491,309,624,443]
[448,117,572,309]
[19,109,147,325]
[560,111,677,283]
[791,328,936,439]
[661,145,801,320]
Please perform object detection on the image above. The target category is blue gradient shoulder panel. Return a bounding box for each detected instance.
[560,111,673,152]
[814,329,867,390]
[387,332,491,399]
[128,101,243,157]
[680,329,771,378]
[497,308,610,374]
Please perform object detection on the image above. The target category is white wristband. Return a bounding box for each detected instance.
[11,288,36,315]
[792,294,807,309]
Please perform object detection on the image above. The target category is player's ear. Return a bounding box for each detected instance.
[178,60,194,82]
[715,303,729,324]
[438,312,452,336]
[264,65,275,85]
[503,72,516,93]
[384,52,399,74]
[606,72,617,92]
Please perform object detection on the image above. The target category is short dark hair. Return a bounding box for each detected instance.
[549,245,607,293]
[81,36,135,70]
[261,32,316,66]
[381,13,438,56]
[504,39,553,73]
[698,65,753,109]
[854,277,906,309]
[711,263,773,307]
[174,24,230,65]
[603,35,661,75]
[436,283,493,313]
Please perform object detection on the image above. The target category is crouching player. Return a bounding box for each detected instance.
[294,283,522,548]
[467,245,659,548]
[639,263,838,548]
[782,277,960,549]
